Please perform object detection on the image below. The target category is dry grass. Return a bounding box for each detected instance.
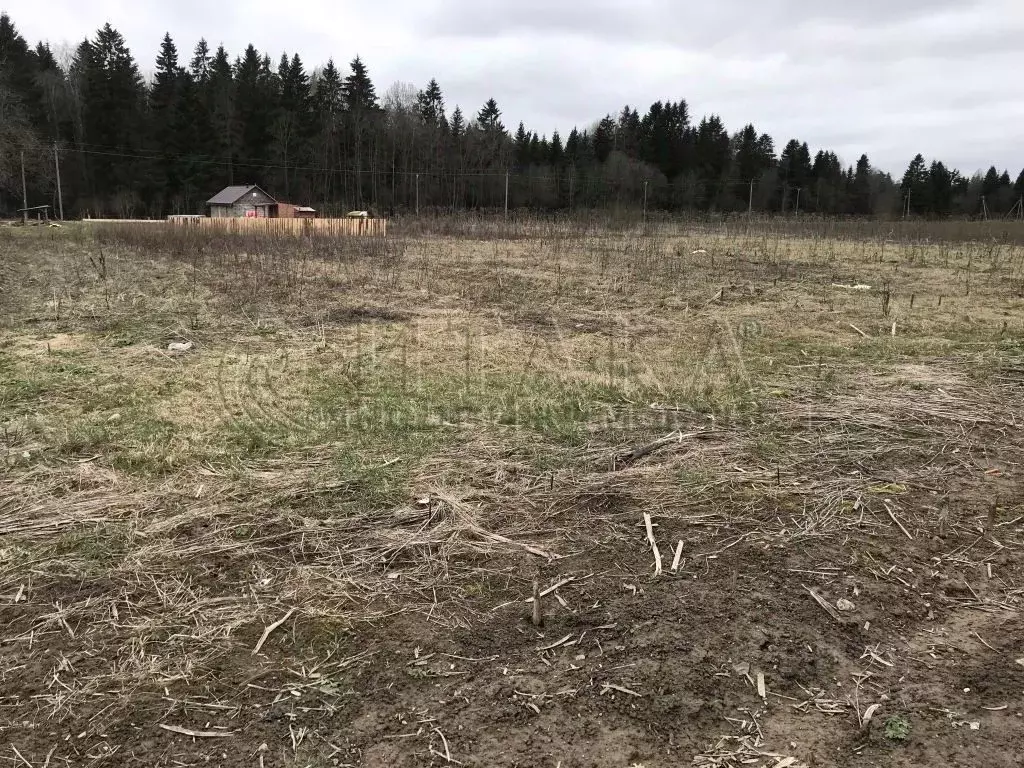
[1,217,1023,766]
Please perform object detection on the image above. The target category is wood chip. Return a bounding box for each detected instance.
[158,724,234,738]
[252,607,296,655]
[756,672,766,699]
[861,703,881,728]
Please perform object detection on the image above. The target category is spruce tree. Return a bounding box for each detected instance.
[150,33,186,207]
[190,39,211,84]
[415,78,444,125]
[513,122,530,168]
[343,56,379,112]
[234,44,278,181]
[449,106,464,138]
[593,115,615,163]
[851,154,873,215]
[900,154,929,214]
[549,131,564,166]
[76,24,147,212]
[476,98,504,133]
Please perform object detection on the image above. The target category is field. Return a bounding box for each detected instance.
[2,215,1024,768]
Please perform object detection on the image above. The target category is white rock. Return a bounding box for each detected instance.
[167,341,194,353]
[837,598,856,612]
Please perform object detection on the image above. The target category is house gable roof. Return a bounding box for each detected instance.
[206,185,276,205]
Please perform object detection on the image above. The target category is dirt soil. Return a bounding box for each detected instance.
[4,484,1023,768]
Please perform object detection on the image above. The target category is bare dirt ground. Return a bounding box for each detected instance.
[2,217,1024,767]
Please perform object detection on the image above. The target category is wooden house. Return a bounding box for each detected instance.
[207,185,276,218]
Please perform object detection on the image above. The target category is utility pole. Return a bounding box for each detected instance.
[748,179,754,214]
[54,143,64,221]
[794,187,801,214]
[504,171,509,219]
[904,191,911,219]
[415,172,419,216]
[642,180,649,225]
[569,173,574,209]
[20,151,28,224]
[981,195,989,221]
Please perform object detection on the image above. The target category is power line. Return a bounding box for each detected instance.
[53,145,775,189]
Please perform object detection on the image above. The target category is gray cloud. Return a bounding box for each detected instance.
[6,0,1022,175]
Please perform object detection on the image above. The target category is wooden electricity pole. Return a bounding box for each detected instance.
[54,143,64,221]
[20,151,28,224]
[748,179,754,214]
[415,172,419,215]
[643,180,649,224]
[504,172,509,219]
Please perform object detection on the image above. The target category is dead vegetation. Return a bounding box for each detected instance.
[1,216,1024,767]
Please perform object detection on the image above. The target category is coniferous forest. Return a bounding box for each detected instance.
[2,14,1022,219]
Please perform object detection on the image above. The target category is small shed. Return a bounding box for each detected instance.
[207,185,276,218]
[274,202,297,219]
[272,202,317,219]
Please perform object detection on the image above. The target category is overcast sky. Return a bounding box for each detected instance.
[5,0,1023,176]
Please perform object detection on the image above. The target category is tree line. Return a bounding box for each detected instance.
[2,13,1022,219]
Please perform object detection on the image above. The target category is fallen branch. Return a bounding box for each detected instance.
[524,575,588,602]
[158,724,234,738]
[849,323,870,339]
[432,728,454,763]
[883,502,914,540]
[643,513,663,576]
[615,430,705,467]
[536,633,574,652]
[803,586,842,621]
[601,683,642,698]
[473,529,557,560]
[252,607,296,655]
[671,540,684,573]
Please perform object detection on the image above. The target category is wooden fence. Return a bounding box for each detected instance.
[167,216,387,238]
